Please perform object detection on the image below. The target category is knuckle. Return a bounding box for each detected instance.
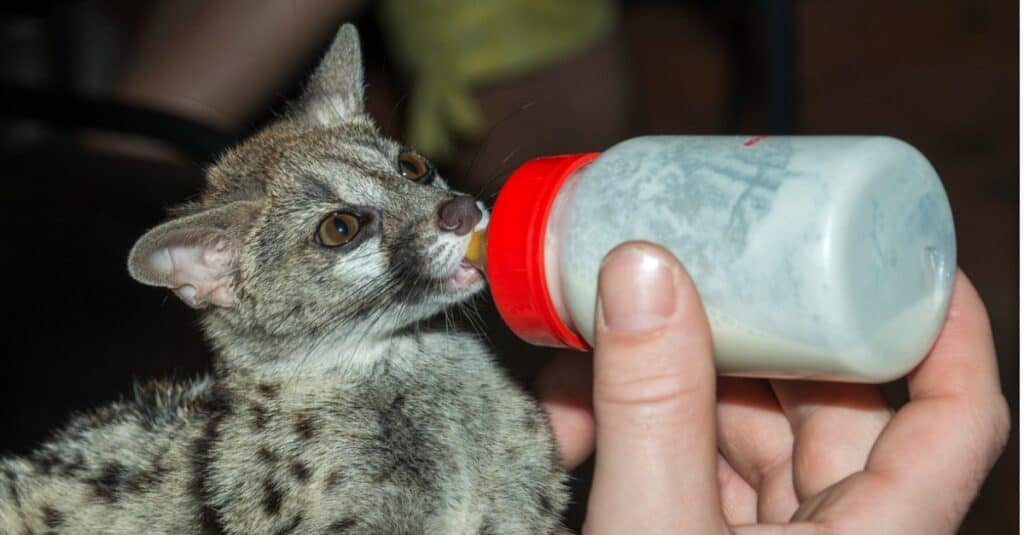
[985,393,1012,453]
[593,369,701,409]
[745,449,792,491]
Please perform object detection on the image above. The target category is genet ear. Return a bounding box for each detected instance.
[293,23,365,127]
[128,201,261,309]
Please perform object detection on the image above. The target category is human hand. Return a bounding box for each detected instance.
[535,242,1010,534]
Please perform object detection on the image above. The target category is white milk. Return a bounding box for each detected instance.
[541,136,955,383]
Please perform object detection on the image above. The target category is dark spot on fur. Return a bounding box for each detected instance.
[209,383,235,415]
[252,404,270,431]
[503,443,523,458]
[290,461,311,483]
[262,477,283,515]
[191,406,228,535]
[477,517,496,535]
[4,467,20,507]
[325,469,344,490]
[125,461,170,494]
[274,513,302,535]
[524,411,541,434]
[91,462,126,502]
[135,378,226,432]
[539,493,552,513]
[368,394,438,489]
[134,380,176,431]
[190,421,218,498]
[257,383,280,400]
[326,517,357,532]
[293,412,319,441]
[82,405,123,430]
[42,505,63,528]
[31,450,60,475]
[62,451,86,478]
[198,506,225,535]
[258,447,279,464]
[29,446,84,479]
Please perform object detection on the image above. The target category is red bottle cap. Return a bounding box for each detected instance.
[486,153,600,351]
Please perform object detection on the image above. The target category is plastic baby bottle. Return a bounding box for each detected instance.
[466,136,956,383]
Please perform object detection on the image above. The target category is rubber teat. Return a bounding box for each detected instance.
[465,230,487,272]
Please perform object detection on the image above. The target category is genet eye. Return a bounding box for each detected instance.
[316,212,361,247]
[398,151,432,183]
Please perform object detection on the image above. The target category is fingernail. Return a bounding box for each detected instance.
[599,246,676,332]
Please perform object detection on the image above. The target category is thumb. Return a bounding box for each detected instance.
[584,242,726,534]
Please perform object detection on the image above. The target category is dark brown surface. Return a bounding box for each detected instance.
[795,4,1018,532]
[0,1,1016,533]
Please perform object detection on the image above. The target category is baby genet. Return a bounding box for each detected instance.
[0,24,567,535]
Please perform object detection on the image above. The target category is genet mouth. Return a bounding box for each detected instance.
[445,261,483,291]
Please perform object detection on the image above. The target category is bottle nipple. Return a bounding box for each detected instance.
[465,230,487,272]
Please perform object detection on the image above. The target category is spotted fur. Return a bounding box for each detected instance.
[0,25,567,534]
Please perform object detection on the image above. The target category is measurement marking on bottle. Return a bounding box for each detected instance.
[743,135,768,147]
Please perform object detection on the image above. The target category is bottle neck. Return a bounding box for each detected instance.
[484,153,599,351]
[542,170,583,340]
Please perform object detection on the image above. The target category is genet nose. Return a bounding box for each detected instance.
[438,195,482,236]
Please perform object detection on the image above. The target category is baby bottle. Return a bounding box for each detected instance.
[466,136,956,383]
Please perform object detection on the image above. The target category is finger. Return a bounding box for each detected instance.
[795,271,1012,534]
[770,380,891,501]
[855,271,1011,530]
[584,242,727,534]
[716,378,799,522]
[731,523,819,535]
[907,270,1005,400]
[534,351,595,470]
[718,453,757,526]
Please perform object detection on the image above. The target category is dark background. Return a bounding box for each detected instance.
[0,1,1017,533]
